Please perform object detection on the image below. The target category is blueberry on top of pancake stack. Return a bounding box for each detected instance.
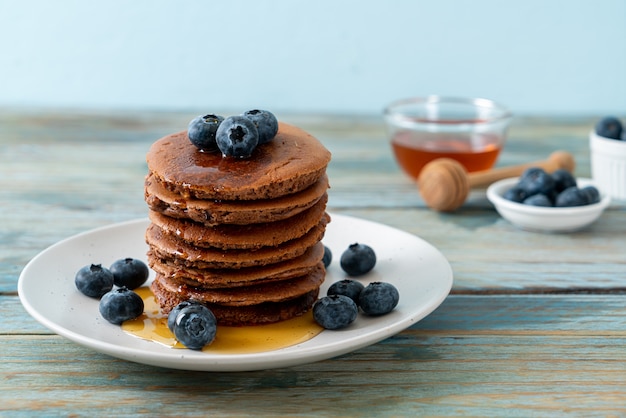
[145,110,331,326]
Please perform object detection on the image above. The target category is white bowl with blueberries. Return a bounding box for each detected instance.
[487,168,610,232]
[590,116,626,201]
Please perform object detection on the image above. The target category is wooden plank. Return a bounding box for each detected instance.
[330,207,626,292]
[2,295,626,416]
[0,296,50,334]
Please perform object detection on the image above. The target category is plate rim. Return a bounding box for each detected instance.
[18,213,453,372]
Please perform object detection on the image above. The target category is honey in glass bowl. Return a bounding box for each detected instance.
[384,97,512,180]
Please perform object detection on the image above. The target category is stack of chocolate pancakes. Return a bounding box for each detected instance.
[144,122,332,326]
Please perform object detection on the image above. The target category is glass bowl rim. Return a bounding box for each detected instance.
[384,95,513,127]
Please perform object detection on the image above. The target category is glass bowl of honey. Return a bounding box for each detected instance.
[384,96,512,179]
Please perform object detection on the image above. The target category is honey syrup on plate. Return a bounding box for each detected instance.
[121,287,324,353]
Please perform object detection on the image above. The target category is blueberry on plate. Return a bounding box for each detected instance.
[187,114,224,151]
[551,169,577,193]
[523,193,553,207]
[167,300,203,333]
[109,258,149,290]
[595,116,623,140]
[555,186,588,207]
[313,295,358,330]
[322,245,332,268]
[327,279,365,305]
[359,282,400,316]
[75,264,114,298]
[340,243,376,276]
[242,109,279,144]
[173,304,217,350]
[517,167,556,198]
[215,116,260,158]
[99,287,144,325]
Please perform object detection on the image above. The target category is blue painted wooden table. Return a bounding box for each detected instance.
[2,110,626,416]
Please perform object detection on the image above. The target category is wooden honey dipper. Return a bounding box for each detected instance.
[417,151,575,212]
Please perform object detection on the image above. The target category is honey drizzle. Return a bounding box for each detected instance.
[122,287,324,353]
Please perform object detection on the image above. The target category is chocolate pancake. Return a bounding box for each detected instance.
[146,214,330,269]
[148,242,324,289]
[152,277,319,326]
[146,123,331,201]
[152,264,325,307]
[144,174,329,226]
[203,290,319,326]
[148,194,328,250]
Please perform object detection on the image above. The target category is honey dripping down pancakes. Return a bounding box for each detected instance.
[145,112,331,326]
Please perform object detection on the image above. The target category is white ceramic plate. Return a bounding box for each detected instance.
[487,177,610,232]
[18,214,453,372]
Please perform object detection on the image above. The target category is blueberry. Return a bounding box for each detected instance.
[242,109,279,144]
[327,279,365,305]
[173,304,217,350]
[523,193,553,207]
[322,245,332,268]
[99,287,144,325]
[579,185,601,204]
[555,186,588,207]
[551,169,577,193]
[340,243,376,276]
[187,114,224,151]
[109,258,149,290]
[517,167,556,198]
[215,116,259,158]
[595,116,623,139]
[75,264,114,298]
[359,282,399,316]
[503,186,528,203]
[313,295,358,330]
[167,300,203,333]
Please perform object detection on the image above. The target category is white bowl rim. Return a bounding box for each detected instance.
[486,177,611,217]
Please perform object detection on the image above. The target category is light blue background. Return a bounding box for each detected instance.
[1,0,624,116]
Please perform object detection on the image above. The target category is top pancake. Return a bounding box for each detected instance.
[146,122,331,201]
